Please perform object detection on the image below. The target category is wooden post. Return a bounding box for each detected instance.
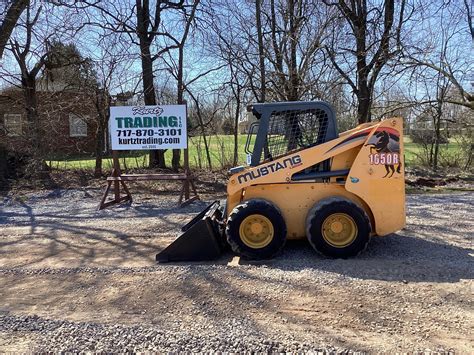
[112,150,120,203]
[184,148,190,200]
[183,103,190,200]
[97,150,132,210]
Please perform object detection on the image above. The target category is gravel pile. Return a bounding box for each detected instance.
[0,314,351,353]
[0,266,163,276]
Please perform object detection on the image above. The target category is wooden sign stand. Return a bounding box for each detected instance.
[97,104,199,210]
[97,150,133,210]
[97,149,199,210]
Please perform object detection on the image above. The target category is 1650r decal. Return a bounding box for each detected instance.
[369,152,400,165]
[365,128,402,178]
[237,155,302,184]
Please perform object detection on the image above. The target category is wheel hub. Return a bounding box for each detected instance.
[330,221,343,233]
[239,214,274,249]
[321,213,357,248]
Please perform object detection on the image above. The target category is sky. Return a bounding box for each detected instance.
[0,0,472,112]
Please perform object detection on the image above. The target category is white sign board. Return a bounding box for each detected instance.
[109,105,187,150]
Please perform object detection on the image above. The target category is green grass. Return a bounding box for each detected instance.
[47,134,464,171]
[403,136,464,166]
[47,135,249,171]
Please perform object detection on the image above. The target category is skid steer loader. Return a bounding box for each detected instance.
[156,101,405,262]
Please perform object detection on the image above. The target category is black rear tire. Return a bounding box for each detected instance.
[226,199,287,260]
[306,197,371,258]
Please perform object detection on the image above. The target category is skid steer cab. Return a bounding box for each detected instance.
[156,101,405,263]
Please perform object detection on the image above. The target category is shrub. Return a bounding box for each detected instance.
[410,129,449,144]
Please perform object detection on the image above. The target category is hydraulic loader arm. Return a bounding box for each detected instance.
[227,121,379,195]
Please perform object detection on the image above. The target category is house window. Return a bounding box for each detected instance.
[69,114,87,137]
[4,114,23,136]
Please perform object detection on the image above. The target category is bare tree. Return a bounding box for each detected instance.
[263,0,332,101]
[464,0,474,41]
[208,2,251,165]
[136,0,184,168]
[412,70,452,170]
[1,1,86,178]
[0,0,29,59]
[160,0,201,171]
[323,0,410,123]
[187,91,213,169]
[4,4,56,176]
[402,1,473,170]
[208,0,332,104]
[255,0,265,102]
[9,5,44,157]
[86,32,134,177]
[405,0,473,111]
[74,0,187,169]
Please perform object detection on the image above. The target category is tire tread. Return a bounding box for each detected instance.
[306,197,371,258]
[226,199,286,259]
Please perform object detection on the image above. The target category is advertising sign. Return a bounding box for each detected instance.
[109,105,187,150]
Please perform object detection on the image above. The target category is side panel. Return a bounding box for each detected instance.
[242,183,372,240]
[226,191,243,218]
[345,118,406,236]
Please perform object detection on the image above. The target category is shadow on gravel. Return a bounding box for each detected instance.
[0,196,213,227]
[159,232,473,284]
[238,234,473,283]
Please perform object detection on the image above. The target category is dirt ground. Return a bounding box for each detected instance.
[0,186,473,353]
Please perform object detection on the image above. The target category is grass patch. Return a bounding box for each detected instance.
[47,135,249,171]
[47,134,464,171]
[404,139,464,167]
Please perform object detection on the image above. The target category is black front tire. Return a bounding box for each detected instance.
[306,197,371,258]
[226,199,287,260]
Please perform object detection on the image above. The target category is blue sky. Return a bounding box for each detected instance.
[1,0,472,111]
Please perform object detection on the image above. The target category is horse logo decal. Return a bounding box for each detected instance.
[365,129,402,178]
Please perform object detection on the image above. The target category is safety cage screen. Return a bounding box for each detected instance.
[261,108,329,161]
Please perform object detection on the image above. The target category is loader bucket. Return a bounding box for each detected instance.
[156,201,225,263]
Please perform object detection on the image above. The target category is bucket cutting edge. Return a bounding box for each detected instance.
[156,201,225,263]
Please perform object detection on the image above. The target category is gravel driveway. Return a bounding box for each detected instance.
[0,188,472,353]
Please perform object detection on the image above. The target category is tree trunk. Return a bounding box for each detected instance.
[23,74,40,153]
[355,9,371,124]
[269,0,286,100]
[94,91,108,178]
[233,93,241,166]
[94,118,106,178]
[192,96,212,170]
[428,138,434,167]
[357,83,372,124]
[465,143,473,170]
[288,0,299,101]
[22,74,50,180]
[284,0,301,150]
[171,144,181,170]
[172,46,185,171]
[94,132,104,177]
[139,35,166,169]
[0,0,28,59]
[0,144,8,185]
[433,104,442,170]
[255,0,265,102]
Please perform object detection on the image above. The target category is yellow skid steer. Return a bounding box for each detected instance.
[156,101,405,262]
